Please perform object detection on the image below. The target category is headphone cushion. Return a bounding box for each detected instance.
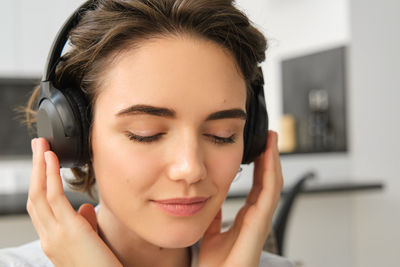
[242,77,268,164]
[61,87,91,164]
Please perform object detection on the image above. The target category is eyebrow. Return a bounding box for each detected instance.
[115,104,247,121]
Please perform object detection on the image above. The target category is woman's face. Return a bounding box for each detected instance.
[91,35,247,248]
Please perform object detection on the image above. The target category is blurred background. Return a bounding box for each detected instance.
[0,0,399,266]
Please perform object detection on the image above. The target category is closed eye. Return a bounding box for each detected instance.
[125,132,165,143]
[203,134,236,144]
[125,132,236,145]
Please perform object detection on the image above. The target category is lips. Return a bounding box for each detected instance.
[151,197,209,216]
[153,197,209,204]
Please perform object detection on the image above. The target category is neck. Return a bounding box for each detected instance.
[96,204,191,267]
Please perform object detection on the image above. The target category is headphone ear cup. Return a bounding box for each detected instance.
[242,69,269,164]
[37,82,90,168]
[61,87,91,166]
[242,98,255,164]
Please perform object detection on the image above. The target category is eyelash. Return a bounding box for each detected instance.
[125,132,236,145]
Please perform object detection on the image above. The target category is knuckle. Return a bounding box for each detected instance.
[28,191,39,202]
[278,178,284,189]
[40,239,53,256]
[40,227,61,257]
[47,191,62,205]
[26,199,32,212]
[277,181,284,192]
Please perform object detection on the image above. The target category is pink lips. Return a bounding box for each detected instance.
[151,197,209,217]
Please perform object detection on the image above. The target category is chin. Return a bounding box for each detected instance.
[148,223,206,248]
[156,237,200,249]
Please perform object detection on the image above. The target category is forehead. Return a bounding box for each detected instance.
[95,35,247,119]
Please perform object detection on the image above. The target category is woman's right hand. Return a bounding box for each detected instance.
[27,138,122,267]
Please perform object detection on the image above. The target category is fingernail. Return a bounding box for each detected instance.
[31,138,36,154]
[44,150,51,164]
[44,151,51,163]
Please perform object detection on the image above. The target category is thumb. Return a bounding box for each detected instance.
[78,203,98,233]
[203,209,222,238]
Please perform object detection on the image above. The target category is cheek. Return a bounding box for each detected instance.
[209,144,244,196]
[91,123,162,202]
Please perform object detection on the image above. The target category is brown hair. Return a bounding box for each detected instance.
[24,0,267,200]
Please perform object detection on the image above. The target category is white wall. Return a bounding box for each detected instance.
[0,0,84,77]
[348,0,400,266]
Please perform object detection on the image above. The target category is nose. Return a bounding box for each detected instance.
[166,132,207,185]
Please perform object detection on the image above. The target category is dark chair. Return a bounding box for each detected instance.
[270,171,315,256]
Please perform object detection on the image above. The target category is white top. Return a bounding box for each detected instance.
[0,205,294,266]
[0,240,294,267]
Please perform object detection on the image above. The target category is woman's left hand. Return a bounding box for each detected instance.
[198,130,283,267]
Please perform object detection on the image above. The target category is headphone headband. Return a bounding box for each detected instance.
[38,0,268,167]
[43,0,97,82]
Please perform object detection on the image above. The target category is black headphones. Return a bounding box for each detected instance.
[37,0,268,168]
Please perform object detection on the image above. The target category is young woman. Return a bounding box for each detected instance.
[0,0,293,266]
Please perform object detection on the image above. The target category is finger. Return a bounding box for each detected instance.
[45,151,76,221]
[28,138,56,229]
[26,198,46,237]
[78,204,98,233]
[246,152,264,205]
[256,130,276,186]
[203,209,222,237]
[253,151,265,188]
[230,205,265,265]
[246,130,274,206]
[241,132,282,236]
[240,132,277,231]
[255,131,283,220]
[231,203,250,234]
[264,131,283,197]
[229,133,283,264]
